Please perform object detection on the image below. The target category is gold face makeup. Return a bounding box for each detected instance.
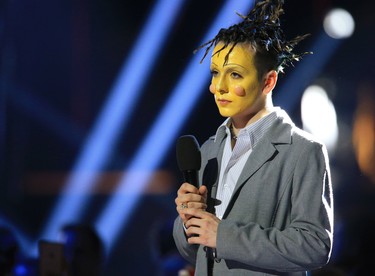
[209,42,267,123]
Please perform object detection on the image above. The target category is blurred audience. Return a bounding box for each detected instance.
[60,224,104,276]
[0,226,18,275]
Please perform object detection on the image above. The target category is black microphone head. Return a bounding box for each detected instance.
[176,135,201,171]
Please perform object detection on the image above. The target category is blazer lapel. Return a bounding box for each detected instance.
[222,114,293,218]
[236,139,277,189]
[203,130,227,213]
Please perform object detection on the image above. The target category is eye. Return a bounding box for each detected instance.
[231,72,242,79]
[210,69,218,77]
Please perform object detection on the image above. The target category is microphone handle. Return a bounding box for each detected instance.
[182,170,199,188]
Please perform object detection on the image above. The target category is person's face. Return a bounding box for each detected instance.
[209,42,267,121]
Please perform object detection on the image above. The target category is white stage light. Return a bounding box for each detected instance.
[324,8,355,39]
[301,85,339,152]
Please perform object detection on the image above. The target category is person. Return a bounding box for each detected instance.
[60,224,104,276]
[172,0,334,275]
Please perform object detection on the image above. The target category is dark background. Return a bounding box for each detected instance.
[1,0,375,275]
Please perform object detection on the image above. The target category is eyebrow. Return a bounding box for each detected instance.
[210,61,249,72]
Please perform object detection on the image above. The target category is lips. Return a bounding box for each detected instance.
[217,98,232,105]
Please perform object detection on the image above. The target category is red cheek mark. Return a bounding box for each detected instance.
[234,86,245,96]
[209,83,216,94]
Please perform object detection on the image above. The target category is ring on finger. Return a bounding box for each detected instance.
[180,202,188,209]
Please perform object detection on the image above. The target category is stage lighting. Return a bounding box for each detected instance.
[324,8,355,39]
[95,0,255,253]
[38,0,185,253]
[301,85,339,152]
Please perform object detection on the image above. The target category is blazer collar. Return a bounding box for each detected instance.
[222,109,295,218]
[237,116,293,181]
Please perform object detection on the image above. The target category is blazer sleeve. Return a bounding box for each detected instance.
[173,216,199,265]
[215,141,334,272]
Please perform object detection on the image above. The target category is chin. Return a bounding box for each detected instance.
[217,108,232,117]
[218,111,232,118]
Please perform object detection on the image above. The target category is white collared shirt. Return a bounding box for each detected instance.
[214,108,280,219]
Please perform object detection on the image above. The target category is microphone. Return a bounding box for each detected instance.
[176,135,201,187]
[177,136,212,258]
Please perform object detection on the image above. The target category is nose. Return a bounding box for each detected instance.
[215,76,228,94]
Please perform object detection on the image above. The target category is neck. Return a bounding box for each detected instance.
[230,124,239,140]
[232,106,274,130]
[232,96,274,129]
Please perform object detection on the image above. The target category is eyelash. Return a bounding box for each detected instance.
[231,72,242,79]
[210,70,218,77]
[210,70,242,79]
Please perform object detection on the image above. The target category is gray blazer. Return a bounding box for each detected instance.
[173,110,334,275]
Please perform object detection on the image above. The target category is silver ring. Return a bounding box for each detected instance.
[181,203,188,209]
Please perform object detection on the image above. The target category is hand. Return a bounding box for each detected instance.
[181,208,220,248]
[175,183,207,225]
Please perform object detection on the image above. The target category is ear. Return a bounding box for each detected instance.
[262,70,278,95]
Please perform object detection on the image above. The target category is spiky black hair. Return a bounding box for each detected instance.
[195,0,311,75]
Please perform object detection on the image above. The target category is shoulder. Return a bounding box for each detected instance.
[271,110,329,161]
[292,126,323,145]
[274,108,325,149]
[200,122,227,152]
[200,134,217,152]
[289,126,330,168]
[290,126,326,152]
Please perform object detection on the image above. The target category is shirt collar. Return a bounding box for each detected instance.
[214,107,280,148]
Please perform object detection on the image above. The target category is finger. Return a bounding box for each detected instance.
[186,193,207,203]
[187,230,216,248]
[199,185,207,195]
[180,208,204,219]
[185,216,200,228]
[177,212,192,223]
[199,185,208,200]
[174,194,192,206]
[176,202,206,217]
[186,227,201,240]
[187,235,201,245]
[177,183,199,196]
[175,193,206,207]
[185,201,207,210]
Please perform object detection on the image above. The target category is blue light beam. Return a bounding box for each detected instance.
[0,216,32,257]
[38,0,186,254]
[95,0,255,252]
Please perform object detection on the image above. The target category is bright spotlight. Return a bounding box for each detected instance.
[301,85,339,152]
[324,8,355,39]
